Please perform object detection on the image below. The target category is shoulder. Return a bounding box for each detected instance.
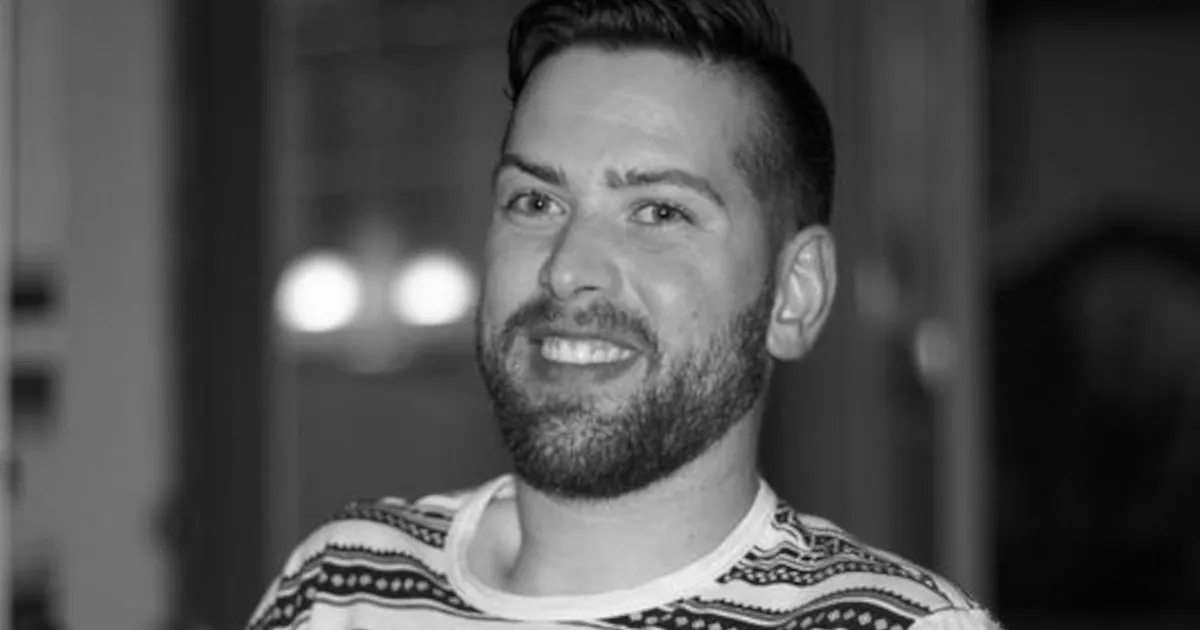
[734,504,1002,629]
[285,488,471,567]
[247,486,479,629]
[909,608,1004,630]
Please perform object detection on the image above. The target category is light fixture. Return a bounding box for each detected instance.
[390,251,477,327]
[275,252,363,333]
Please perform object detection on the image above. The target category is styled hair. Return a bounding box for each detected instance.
[504,0,836,234]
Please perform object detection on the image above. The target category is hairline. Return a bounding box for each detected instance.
[503,42,803,251]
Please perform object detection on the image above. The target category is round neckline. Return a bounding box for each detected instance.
[445,473,778,622]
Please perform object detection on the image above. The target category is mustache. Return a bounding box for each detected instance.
[500,293,658,352]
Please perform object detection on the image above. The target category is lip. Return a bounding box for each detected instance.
[526,325,646,354]
[528,339,644,383]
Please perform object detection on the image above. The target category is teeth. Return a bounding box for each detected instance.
[540,336,636,365]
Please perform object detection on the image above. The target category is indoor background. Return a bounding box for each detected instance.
[3,0,1199,629]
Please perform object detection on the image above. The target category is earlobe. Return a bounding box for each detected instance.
[766,226,837,361]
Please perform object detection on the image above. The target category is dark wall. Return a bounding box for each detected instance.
[989,1,1200,622]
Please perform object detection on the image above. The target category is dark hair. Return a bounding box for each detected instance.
[504,0,836,235]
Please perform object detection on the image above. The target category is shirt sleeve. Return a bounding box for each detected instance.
[245,538,327,630]
[246,574,299,630]
[245,566,310,630]
[910,608,1004,630]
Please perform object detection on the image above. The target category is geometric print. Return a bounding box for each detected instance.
[247,477,998,630]
[330,500,452,550]
[719,506,943,601]
[250,546,485,629]
[600,596,923,629]
[723,539,940,597]
[316,547,481,616]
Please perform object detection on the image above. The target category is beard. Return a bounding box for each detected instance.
[475,274,776,500]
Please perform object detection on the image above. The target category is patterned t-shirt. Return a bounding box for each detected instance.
[248,474,1001,629]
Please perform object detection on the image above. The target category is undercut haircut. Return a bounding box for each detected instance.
[503,0,836,241]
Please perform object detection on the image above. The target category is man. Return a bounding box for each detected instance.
[248,0,1001,628]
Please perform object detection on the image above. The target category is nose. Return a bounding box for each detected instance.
[539,216,622,301]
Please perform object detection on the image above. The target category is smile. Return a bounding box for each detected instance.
[539,336,638,365]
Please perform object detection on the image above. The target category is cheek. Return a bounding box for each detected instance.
[635,259,712,344]
[481,235,546,325]
[635,249,757,355]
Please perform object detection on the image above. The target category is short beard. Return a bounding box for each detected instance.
[475,276,775,501]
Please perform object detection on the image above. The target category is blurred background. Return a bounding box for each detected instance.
[3,0,1199,629]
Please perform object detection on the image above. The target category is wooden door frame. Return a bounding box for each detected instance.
[174,1,272,628]
[0,0,14,626]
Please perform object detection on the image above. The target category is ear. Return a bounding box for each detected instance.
[766,225,837,361]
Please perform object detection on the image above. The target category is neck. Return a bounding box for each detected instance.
[488,413,763,596]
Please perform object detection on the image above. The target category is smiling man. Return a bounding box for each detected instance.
[247,1,1001,629]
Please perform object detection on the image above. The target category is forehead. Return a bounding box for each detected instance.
[507,47,757,180]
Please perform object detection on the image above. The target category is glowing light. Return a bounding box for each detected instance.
[275,252,362,333]
[914,318,958,387]
[391,251,476,326]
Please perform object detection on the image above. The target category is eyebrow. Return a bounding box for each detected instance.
[493,153,569,189]
[607,167,726,210]
[493,152,727,210]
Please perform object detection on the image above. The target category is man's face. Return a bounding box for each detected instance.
[476,47,778,500]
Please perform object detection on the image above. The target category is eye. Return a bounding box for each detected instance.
[632,202,691,226]
[503,191,566,219]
